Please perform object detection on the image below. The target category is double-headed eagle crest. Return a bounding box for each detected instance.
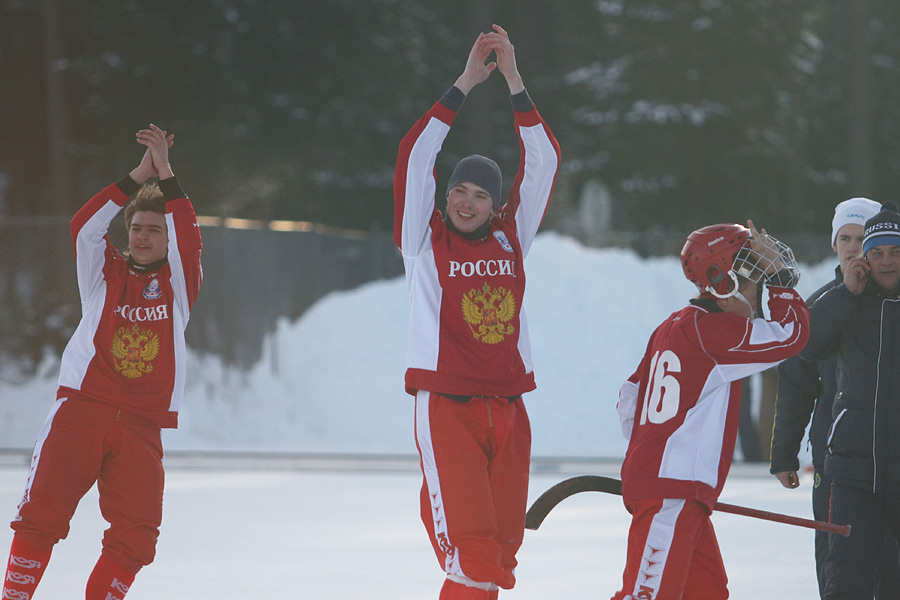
[461,283,516,344]
[111,324,160,378]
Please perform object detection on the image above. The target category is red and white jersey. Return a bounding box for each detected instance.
[617,288,809,510]
[394,99,560,397]
[57,181,202,428]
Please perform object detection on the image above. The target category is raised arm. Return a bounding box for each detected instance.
[696,286,810,380]
[141,126,202,314]
[467,26,559,252]
[394,31,501,255]
[69,126,172,299]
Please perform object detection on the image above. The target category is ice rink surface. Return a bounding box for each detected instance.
[0,454,820,599]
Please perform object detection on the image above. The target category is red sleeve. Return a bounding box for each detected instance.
[695,288,809,365]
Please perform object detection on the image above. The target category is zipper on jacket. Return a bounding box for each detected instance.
[872,298,894,493]
[826,407,846,450]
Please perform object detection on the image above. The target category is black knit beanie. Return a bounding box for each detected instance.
[446,155,503,211]
[863,201,900,255]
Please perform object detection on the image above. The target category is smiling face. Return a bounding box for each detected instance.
[128,211,168,265]
[865,244,900,292]
[446,182,494,234]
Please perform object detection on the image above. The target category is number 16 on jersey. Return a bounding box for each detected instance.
[640,350,681,426]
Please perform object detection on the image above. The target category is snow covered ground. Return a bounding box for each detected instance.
[0,232,835,598]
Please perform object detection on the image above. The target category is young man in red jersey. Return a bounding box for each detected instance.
[613,222,809,600]
[394,25,560,599]
[2,124,202,600]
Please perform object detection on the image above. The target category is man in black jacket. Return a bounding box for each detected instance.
[801,201,900,600]
[769,197,900,598]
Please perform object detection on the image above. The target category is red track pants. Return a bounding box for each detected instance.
[415,391,531,591]
[612,498,728,600]
[12,396,165,573]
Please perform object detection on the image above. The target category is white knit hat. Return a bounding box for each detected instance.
[831,197,881,246]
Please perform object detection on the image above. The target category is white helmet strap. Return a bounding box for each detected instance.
[705,272,757,318]
[704,270,740,299]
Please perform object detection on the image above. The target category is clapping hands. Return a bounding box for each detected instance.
[455,25,524,95]
[131,124,175,184]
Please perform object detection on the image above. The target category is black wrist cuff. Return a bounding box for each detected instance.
[158,176,185,201]
[439,86,466,112]
[116,176,141,197]
[510,89,534,112]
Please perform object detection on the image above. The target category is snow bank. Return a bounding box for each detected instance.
[1,233,835,459]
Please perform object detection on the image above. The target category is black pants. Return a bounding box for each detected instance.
[812,469,829,597]
[823,481,900,600]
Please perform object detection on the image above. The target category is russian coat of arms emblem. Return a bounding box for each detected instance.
[111,324,160,378]
[461,283,516,344]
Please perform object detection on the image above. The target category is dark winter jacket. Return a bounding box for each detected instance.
[770,267,841,473]
[800,280,900,493]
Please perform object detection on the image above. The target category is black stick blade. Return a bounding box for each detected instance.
[525,475,623,530]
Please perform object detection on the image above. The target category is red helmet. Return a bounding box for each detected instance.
[681,224,751,297]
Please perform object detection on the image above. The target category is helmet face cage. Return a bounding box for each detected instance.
[732,234,801,290]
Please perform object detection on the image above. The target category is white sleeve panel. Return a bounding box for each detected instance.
[400,117,451,259]
[165,212,191,327]
[59,199,122,390]
[618,379,640,440]
[169,308,188,413]
[57,281,108,390]
[748,318,796,345]
[404,248,442,371]
[74,200,121,302]
[517,309,534,375]
[514,123,560,257]
[715,360,783,384]
[165,212,192,412]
